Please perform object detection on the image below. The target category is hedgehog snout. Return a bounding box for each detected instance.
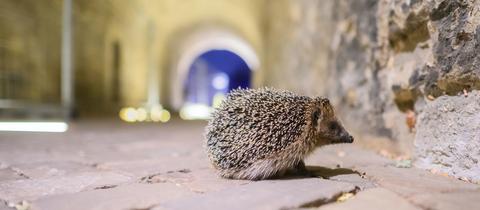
[341,134,354,143]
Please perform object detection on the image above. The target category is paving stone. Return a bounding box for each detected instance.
[0,168,25,182]
[95,156,209,179]
[1,121,479,210]
[157,178,356,210]
[181,168,250,193]
[138,167,250,194]
[325,174,375,190]
[0,206,8,210]
[0,171,132,202]
[0,202,10,210]
[355,165,479,197]
[306,144,392,169]
[8,161,96,179]
[0,162,7,169]
[409,190,480,210]
[317,188,421,210]
[31,183,196,210]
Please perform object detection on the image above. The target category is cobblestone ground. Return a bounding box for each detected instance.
[0,119,479,210]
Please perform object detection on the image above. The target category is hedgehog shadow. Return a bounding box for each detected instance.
[277,166,359,180]
[307,166,360,179]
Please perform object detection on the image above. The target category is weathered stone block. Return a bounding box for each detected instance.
[318,188,422,210]
[158,178,356,210]
[414,90,480,182]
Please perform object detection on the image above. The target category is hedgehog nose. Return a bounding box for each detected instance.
[348,135,354,143]
[344,135,354,143]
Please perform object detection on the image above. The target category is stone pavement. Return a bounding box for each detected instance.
[0,119,478,210]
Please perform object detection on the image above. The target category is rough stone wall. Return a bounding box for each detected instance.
[264,0,334,96]
[0,0,62,103]
[265,0,480,181]
[73,0,163,114]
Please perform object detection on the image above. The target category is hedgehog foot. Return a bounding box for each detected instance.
[288,160,317,178]
[293,160,309,174]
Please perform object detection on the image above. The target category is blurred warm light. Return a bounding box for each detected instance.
[212,93,225,108]
[119,106,170,123]
[150,106,163,122]
[159,110,171,122]
[0,122,68,132]
[179,103,212,120]
[119,107,138,122]
[136,108,148,122]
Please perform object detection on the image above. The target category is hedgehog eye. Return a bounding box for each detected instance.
[329,122,339,131]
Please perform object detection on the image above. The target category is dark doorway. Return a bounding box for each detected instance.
[184,50,251,107]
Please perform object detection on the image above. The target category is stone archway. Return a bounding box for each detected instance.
[171,28,260,118]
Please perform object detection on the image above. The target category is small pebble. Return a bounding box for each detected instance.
[14,200,30,210]
[395,159,412,168]
[178,169,191,173]
[336,192,354,202]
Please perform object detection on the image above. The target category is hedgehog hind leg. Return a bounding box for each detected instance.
[236,160,285,180]
[224,158,297,180]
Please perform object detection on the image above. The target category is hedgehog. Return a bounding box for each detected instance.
[204,88,354,180]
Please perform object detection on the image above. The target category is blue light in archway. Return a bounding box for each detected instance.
[184,50,251,106]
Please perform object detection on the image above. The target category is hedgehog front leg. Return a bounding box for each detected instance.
[291,160,316,177]
[294,160,307,172]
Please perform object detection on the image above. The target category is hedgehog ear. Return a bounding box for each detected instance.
[311,108,322,127]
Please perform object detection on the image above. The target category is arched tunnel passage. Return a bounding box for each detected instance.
[181,50,251,119]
